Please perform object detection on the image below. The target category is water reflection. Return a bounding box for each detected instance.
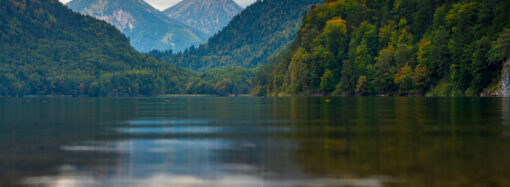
[0,97,509,187]
[24,174,395,187]
[124,119,291,126]
[503,98,510,126]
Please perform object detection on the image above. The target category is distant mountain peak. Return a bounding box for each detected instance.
[66,0,206,52]
[163,0,243,36]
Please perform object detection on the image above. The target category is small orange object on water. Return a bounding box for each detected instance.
[325,99,331,103]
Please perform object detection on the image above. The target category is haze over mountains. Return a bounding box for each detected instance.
[164,0,243,36]
[66,0,207,52]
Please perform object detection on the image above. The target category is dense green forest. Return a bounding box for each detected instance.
[0,0,197,96]
[253,0,510,96]
[185,67,256,96]
[149,0,324,71]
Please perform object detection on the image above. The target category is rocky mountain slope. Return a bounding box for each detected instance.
[163,0,243,36]
[66,0,207,52]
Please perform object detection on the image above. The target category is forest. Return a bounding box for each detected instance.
[184,67,256,96]
[253,0,510,96]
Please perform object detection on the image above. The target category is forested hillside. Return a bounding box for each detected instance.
[0,0,194,96]
[150,0,324,71]
[253,0,510,96]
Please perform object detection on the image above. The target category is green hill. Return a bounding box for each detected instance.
[253,0,510,96]
[0,0,194,97]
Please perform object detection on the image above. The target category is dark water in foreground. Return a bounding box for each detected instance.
[1,97,510,187]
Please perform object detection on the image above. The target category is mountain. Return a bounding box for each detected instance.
[66,0,207,52]
[252,0,510,96]
[0,0,194,96]
[150,0,324,71]
[163,0,243,37]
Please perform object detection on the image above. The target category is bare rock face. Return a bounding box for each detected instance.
[163,0,243,37]
[502,60,510,97]
[66,0,206,52]
[96,9,135,31]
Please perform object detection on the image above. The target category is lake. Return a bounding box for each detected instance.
[1,97,510,187]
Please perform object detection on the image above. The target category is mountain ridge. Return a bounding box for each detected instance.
[163,0,243,36]
[66,0,207,52]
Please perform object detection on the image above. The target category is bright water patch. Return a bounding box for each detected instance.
[126,119,214,126]
[117,126,295,135]
[124,119,291,126]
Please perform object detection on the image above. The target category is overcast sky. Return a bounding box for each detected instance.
[59,0,256,10]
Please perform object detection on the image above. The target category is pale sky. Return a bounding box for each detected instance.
[59,0,257,10]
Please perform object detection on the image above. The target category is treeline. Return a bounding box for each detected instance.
[253,0,510,96]
[185,67,256,96]
[0,0,195,97]
[149,0,324,71]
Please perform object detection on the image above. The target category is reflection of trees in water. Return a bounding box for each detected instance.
[295,130,510,186]
[212,136,305,179]
[503,98,510,126]
[289,97,510,186]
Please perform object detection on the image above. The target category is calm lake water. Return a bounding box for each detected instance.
[1,97,510,187]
